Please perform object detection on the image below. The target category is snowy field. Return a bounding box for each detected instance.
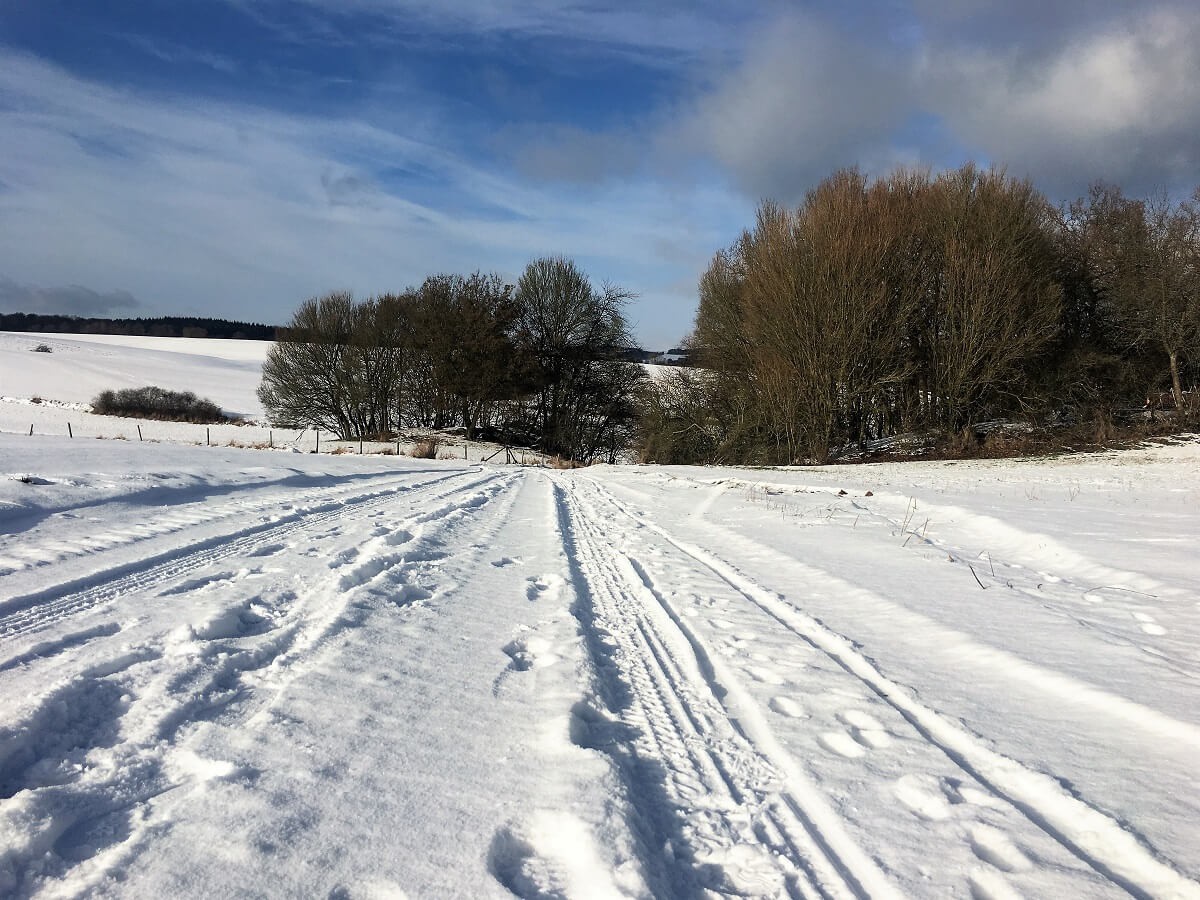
[1,333,1199,898]
[0,332,491,457]
[0,332,268,419]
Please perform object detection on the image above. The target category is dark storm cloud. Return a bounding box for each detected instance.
[675,1,1200,203]
[678,12,913,204]
[910,0,1148,47]
[919,3,1200,197]
[0,276,142,316]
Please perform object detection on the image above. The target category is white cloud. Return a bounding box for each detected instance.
[0,51,739,346]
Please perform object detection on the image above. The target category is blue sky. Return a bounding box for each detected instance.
[2,1,1198,347]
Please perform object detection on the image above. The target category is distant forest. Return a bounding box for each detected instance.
[0,312,277,340]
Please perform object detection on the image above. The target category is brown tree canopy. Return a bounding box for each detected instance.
[688,165,1066,463]
[1070,185,1200,410]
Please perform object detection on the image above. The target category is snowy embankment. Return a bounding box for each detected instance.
[1,332,1199,897]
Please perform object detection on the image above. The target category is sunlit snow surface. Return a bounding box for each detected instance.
[0,332,269,419]
[1,332,1199,898]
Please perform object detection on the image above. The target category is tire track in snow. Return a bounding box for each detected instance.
[836,489,1200,678]
[583,476,1200,900]
[553,474,898,899]
[0,467,491,646]
[0,469,424,577]
[0,468,521,895]
[667,474,1197,675]
[647,484,1200,751]
[158,469,521,740]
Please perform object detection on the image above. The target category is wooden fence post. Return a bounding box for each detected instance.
[138,425,143,441]
[68,422,73,439]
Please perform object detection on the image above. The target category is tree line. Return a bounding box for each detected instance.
[0,313,277,340]
[640,165,1200,465]
[258,257,643,463]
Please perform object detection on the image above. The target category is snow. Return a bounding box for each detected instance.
[1,332,269,419]
[2,334,1200,898]
[0,332,506,457]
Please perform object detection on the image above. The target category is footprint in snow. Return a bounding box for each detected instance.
[839,710,892,748]
[820,710,892,757]
[894,774,952,821]
[940,776,1003,808]
[745,665,785,686]
[1133,612,1167,635]
[246,542,286,558]
[968,867,1023,900]
[383,529,414,547]
[328,547,360,569]
[769,696,806,718]
[969,824,1032,873]
[493,632,560,696]
[818,731,867,758]
[525,574,565,603]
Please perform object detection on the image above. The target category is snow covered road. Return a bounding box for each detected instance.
[2,436,1199,898]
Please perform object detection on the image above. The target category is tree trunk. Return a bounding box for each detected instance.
[1168,348,1184,412]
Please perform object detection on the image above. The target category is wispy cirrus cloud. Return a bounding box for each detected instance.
[227,0,753,62]
[0,49,741,345]
[112,33,240,75]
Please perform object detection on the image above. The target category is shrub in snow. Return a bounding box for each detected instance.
[92,386,227,424]
[410,438,441,459]
[32,343,52,353]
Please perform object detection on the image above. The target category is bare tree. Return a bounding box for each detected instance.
[514,257,643,460]
[636,365,723,464]
[920,166,1063,432]
[258,291,362,437]
[696,173,912,462]
[413,273,525,439]
[1079,184,1200,411]
[693,165,1064,462]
